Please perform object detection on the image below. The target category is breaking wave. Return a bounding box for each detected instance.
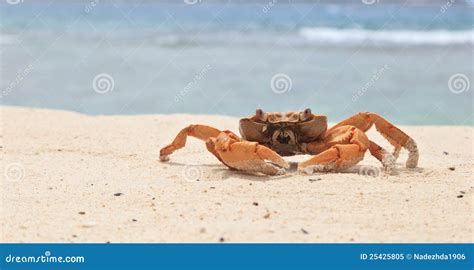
[299,27,474,46]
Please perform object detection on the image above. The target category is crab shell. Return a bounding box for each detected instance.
[238,109,328,156]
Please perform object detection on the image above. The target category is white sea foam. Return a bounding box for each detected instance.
[149,28,473,48]
[299,27,474,46]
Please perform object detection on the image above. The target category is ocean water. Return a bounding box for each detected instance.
[1,1,473,125]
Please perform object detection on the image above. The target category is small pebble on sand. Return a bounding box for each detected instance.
[81,222,97,228]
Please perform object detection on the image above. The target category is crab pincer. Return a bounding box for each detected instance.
[211,132,290,176]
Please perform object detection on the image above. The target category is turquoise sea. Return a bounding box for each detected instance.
[1,1,473,124]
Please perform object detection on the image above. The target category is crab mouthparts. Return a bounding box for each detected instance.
[277,133,291,144]
[272,129,296,145]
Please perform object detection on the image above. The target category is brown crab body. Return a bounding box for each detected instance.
[239,109,327,156]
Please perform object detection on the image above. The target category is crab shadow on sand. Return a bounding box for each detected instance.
[164,161,424,182]
[164,161,292,182]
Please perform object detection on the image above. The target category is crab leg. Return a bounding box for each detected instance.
[255,144,290,170]
[330,112,418,168]
[214,133,289,175]
[368,140,395,172]
[228,142,289,175]
[205,130,243,165]
[300,127,370,173]
[298,144,366,174]
[159,124,222,161]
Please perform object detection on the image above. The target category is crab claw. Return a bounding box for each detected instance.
[213,132,289,176]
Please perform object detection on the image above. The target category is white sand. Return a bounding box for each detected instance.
[1,106,472,243]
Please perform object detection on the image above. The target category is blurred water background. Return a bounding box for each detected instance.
[1,0,473,124]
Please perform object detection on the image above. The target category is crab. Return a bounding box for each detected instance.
[159,109,418,176]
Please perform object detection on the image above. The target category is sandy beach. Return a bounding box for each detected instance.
[1,106,472,243]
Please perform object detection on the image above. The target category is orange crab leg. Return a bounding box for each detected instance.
[205,130,243,166]
[255,144,289,169]
[368,140,395,172]
[159,124,222,161]
[330,112,418,168]
[213,133,289,175]
[299,127,370,173]
[298,144,365,174]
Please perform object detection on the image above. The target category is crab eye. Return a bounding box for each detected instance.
[300,108,312,120]
[255,109,267,122]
